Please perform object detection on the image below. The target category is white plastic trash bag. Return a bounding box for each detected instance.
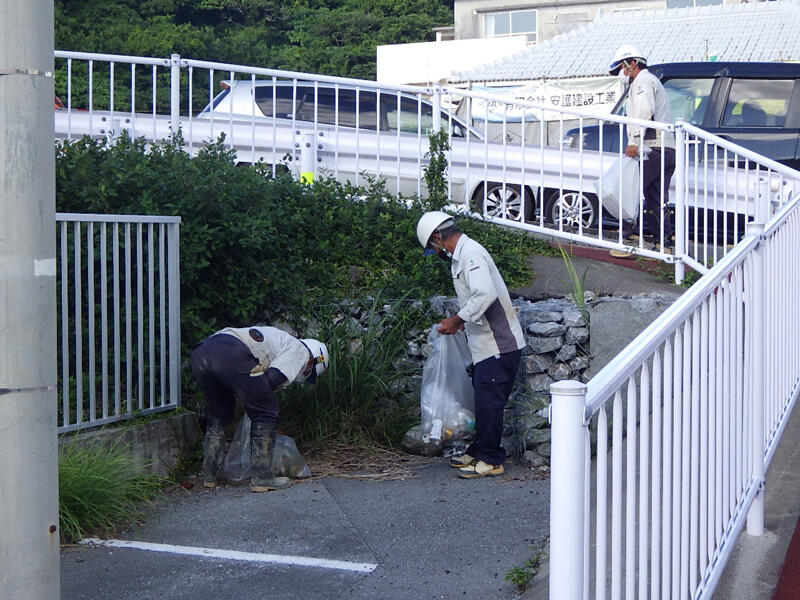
[594,155,640,221]
[420,326,475,441]
[221,415,311,481]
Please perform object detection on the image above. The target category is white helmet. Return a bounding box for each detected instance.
[416,211,454,248]
[300,338,329,384]
[609,44,647,75]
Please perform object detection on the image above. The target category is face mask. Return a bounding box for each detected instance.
[429,236,452,262]
[437,248,452,263]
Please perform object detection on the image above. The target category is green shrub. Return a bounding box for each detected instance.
[58,439,165,543]
[56,132,549,348]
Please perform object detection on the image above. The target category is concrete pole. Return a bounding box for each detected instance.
[0,1,61,598]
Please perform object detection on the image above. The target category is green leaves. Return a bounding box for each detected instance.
[55,0,454,79]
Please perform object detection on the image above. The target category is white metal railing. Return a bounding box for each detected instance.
[548,187,800,600]
[53,51,800,283]
[56,213,181,433]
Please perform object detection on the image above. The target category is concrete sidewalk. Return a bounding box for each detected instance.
[61,461,550,600]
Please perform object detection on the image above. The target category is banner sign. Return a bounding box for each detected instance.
[466,77,624,122]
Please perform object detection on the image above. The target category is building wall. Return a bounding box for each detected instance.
[454,0,728,44]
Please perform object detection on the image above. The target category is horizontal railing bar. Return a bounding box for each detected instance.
[56,405,178,434]
[56,213,181,224]
[181,57,434,96]
[55,50,170,67]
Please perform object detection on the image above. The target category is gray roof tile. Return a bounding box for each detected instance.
[452,0,800,82]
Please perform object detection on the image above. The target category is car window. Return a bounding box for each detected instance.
[721,79,794,127]
[296,88,379,130]
[662,77,714,125]
[613,77,713,125]
[254,85,297,119]
[384,96,432,134]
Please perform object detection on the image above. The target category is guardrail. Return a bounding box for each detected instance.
[53,51,800,283]
[56,213,181,433]
[548,187,800,599]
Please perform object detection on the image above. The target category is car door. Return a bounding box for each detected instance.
[710,77,800,169]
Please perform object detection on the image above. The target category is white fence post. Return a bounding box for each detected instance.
[746,221,766,536]
[300,132,316,184]
[431,83,442,133]
[673,121,686,285]
[170,53,181,133]
[167,221,181,408]
[549,379,588,600]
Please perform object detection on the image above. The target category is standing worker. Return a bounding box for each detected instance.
[416,212,525,478]
[190,326,328,492]
[610,45,676,251]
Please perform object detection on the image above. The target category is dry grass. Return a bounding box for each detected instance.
[301,442,434,481]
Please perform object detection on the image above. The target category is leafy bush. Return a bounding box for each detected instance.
[58,439,165,543]
[56,133,549,349]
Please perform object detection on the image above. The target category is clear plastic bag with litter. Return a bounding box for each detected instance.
[221,415,311,481]
[419,326,476,442]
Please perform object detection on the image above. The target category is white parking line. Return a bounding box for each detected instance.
[80,538,378,573]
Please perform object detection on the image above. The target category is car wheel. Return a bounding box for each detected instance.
[545,190,598,230]
[471,183,532,221]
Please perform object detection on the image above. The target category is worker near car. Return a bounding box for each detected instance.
[416,211,525,479]
[610,44,676,251]
[190,326,328,492]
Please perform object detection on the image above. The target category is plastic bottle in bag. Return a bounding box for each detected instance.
[430,419,443,440]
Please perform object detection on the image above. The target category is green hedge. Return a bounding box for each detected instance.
[55,133,552,389]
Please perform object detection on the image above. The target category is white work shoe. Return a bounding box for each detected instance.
[449,453,475,468]
[458,460,504,479]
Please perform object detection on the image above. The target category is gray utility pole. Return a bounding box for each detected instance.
[0,1,61,598]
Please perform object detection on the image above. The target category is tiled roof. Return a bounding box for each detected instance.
[451,0,800,82]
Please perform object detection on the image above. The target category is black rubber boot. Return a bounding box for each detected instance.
[250,421,291,493]
[202,418,227,488]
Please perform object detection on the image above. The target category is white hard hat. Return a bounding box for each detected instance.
[300,338,329,384]
[416,211,454,248]
[609,44,647,75]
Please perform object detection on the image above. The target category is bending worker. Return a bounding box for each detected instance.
[610,44,676,249]
[416,211,525,479]
[190,326,328,492]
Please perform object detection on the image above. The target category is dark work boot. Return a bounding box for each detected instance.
[250,421,291,493]
[202,418,227,489]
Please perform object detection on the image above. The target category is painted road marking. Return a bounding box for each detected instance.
[80,538,378,573]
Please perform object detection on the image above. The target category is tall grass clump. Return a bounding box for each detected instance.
[58,440,165,543]
[557,245,591,320]
[279,297,429,448]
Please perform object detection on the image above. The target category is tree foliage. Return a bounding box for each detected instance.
[55,0,454,78]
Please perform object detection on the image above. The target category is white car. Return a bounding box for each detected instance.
[198,80,479,139]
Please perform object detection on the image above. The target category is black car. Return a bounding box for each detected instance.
[563,62,800,170]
